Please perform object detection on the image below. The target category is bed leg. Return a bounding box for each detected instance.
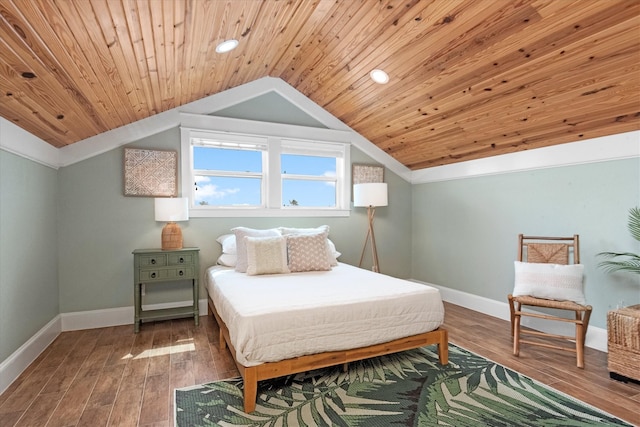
[243,368,258,413]
[438,329,449,365]
[342,363,348,372]
[219,328,226,350]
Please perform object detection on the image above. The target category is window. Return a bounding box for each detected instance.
[181,115,351,217]
[192,137,266,207]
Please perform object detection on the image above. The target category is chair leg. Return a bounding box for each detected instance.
[575,320,585,369]
[574,307,593,369]
[513,312,521,357]
[508,295,516,336]
[582,307,592,342]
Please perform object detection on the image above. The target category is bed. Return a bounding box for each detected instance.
[205,262,449,413]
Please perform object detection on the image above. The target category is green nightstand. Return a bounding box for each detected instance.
[132,247,200,333]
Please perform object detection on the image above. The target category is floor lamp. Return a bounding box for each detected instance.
[354,183,388,273]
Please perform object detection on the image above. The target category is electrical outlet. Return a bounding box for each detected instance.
[141,284,145,296]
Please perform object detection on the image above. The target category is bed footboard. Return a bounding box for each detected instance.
[208,297,449,413]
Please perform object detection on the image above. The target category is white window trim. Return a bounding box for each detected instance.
[180,113,351,217]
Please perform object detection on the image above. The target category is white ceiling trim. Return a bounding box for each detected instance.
[53,77,412,180]
[411,130,640,184]
[0,118,60,169]
[2,77,637,182]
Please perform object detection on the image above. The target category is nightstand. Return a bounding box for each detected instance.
[133,247,200,333]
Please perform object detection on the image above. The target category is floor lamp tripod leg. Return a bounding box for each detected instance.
[369,207,379,272]
[359,227,370,268]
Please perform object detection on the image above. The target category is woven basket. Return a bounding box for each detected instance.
[607,304,640,381]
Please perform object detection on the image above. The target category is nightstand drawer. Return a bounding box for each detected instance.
[168,252,194,266]
[138,254,167,267]
[139,266,194,281]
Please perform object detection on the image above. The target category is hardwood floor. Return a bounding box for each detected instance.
[0,302,638,426]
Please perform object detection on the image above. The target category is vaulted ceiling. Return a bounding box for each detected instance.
[1,0,639,170]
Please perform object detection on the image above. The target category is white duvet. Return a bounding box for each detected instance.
[206,262,444,367]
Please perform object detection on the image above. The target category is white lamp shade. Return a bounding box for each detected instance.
[353,183,388,207]
[154,198,189,222]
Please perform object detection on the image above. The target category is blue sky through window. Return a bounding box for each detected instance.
[193,147,336,206]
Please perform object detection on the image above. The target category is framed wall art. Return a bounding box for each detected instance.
[352,163,384,185]
[123,148,178,197]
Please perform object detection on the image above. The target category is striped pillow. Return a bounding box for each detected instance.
[513,261,585,304]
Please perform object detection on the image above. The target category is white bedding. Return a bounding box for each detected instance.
[206,262,444,367]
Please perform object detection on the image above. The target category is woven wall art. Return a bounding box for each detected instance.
[123,148,178,197]
[352,163,384,185]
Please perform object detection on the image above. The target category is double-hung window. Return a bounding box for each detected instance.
[191,133,267,208]
[181,114,351,217]
[280,139,342,209]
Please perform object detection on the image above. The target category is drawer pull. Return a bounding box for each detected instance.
[179,270,184,276]
[179,257,185,263]
[151,272,157,278]
[151,259,156,265]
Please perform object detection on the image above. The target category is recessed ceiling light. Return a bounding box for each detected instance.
[215,39,239,53]
[370,69,389,84]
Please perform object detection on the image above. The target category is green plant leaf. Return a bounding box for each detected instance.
[628,206,640,242]
[597,207,640,275]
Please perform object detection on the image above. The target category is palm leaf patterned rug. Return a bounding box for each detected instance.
[174,344,632,426]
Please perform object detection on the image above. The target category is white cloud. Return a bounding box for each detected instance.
[194,176,240,199]
[197,184,240,199]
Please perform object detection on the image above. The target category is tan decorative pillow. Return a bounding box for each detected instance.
[245,236,290,276]
[232,227,281,273]
[278,225,338,266]
[286,232,332,272]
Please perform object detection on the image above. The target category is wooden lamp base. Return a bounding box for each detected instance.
[161,222,183,250]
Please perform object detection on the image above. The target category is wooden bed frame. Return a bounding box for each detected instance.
[208,297,449,413]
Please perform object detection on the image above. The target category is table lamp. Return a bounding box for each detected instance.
[155,197,189,250]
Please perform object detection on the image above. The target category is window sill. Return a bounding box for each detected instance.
[189,208,351,218]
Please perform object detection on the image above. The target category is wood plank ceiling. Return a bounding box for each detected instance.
[1,0,639,170]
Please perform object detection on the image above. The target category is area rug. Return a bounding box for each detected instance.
[174,344,632,426]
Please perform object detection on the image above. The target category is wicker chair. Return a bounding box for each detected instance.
[508,234,592,368]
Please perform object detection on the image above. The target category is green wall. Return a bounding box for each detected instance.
[411,158,640,329]
[56,127,412,312]
[0,151,59,361]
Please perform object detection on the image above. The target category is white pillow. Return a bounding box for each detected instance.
[513,261,586,304]
[245,236,290,276]
[286,232,332,272]
[279,225,329,235]
[232,227,281,273]
[216,234,236,254]
[278,225,338,266]
[216,253,237,267]
[327,239,341,262]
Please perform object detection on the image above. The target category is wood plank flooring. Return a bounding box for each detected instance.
[0,302,638,426]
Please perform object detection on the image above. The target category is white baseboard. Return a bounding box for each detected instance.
[61,299,210,331]
[417,281,607,352]
[0,292,607,397]
[0,299,209,395]
[0,315,61,395]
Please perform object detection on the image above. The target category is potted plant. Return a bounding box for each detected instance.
[598,207,640,274]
